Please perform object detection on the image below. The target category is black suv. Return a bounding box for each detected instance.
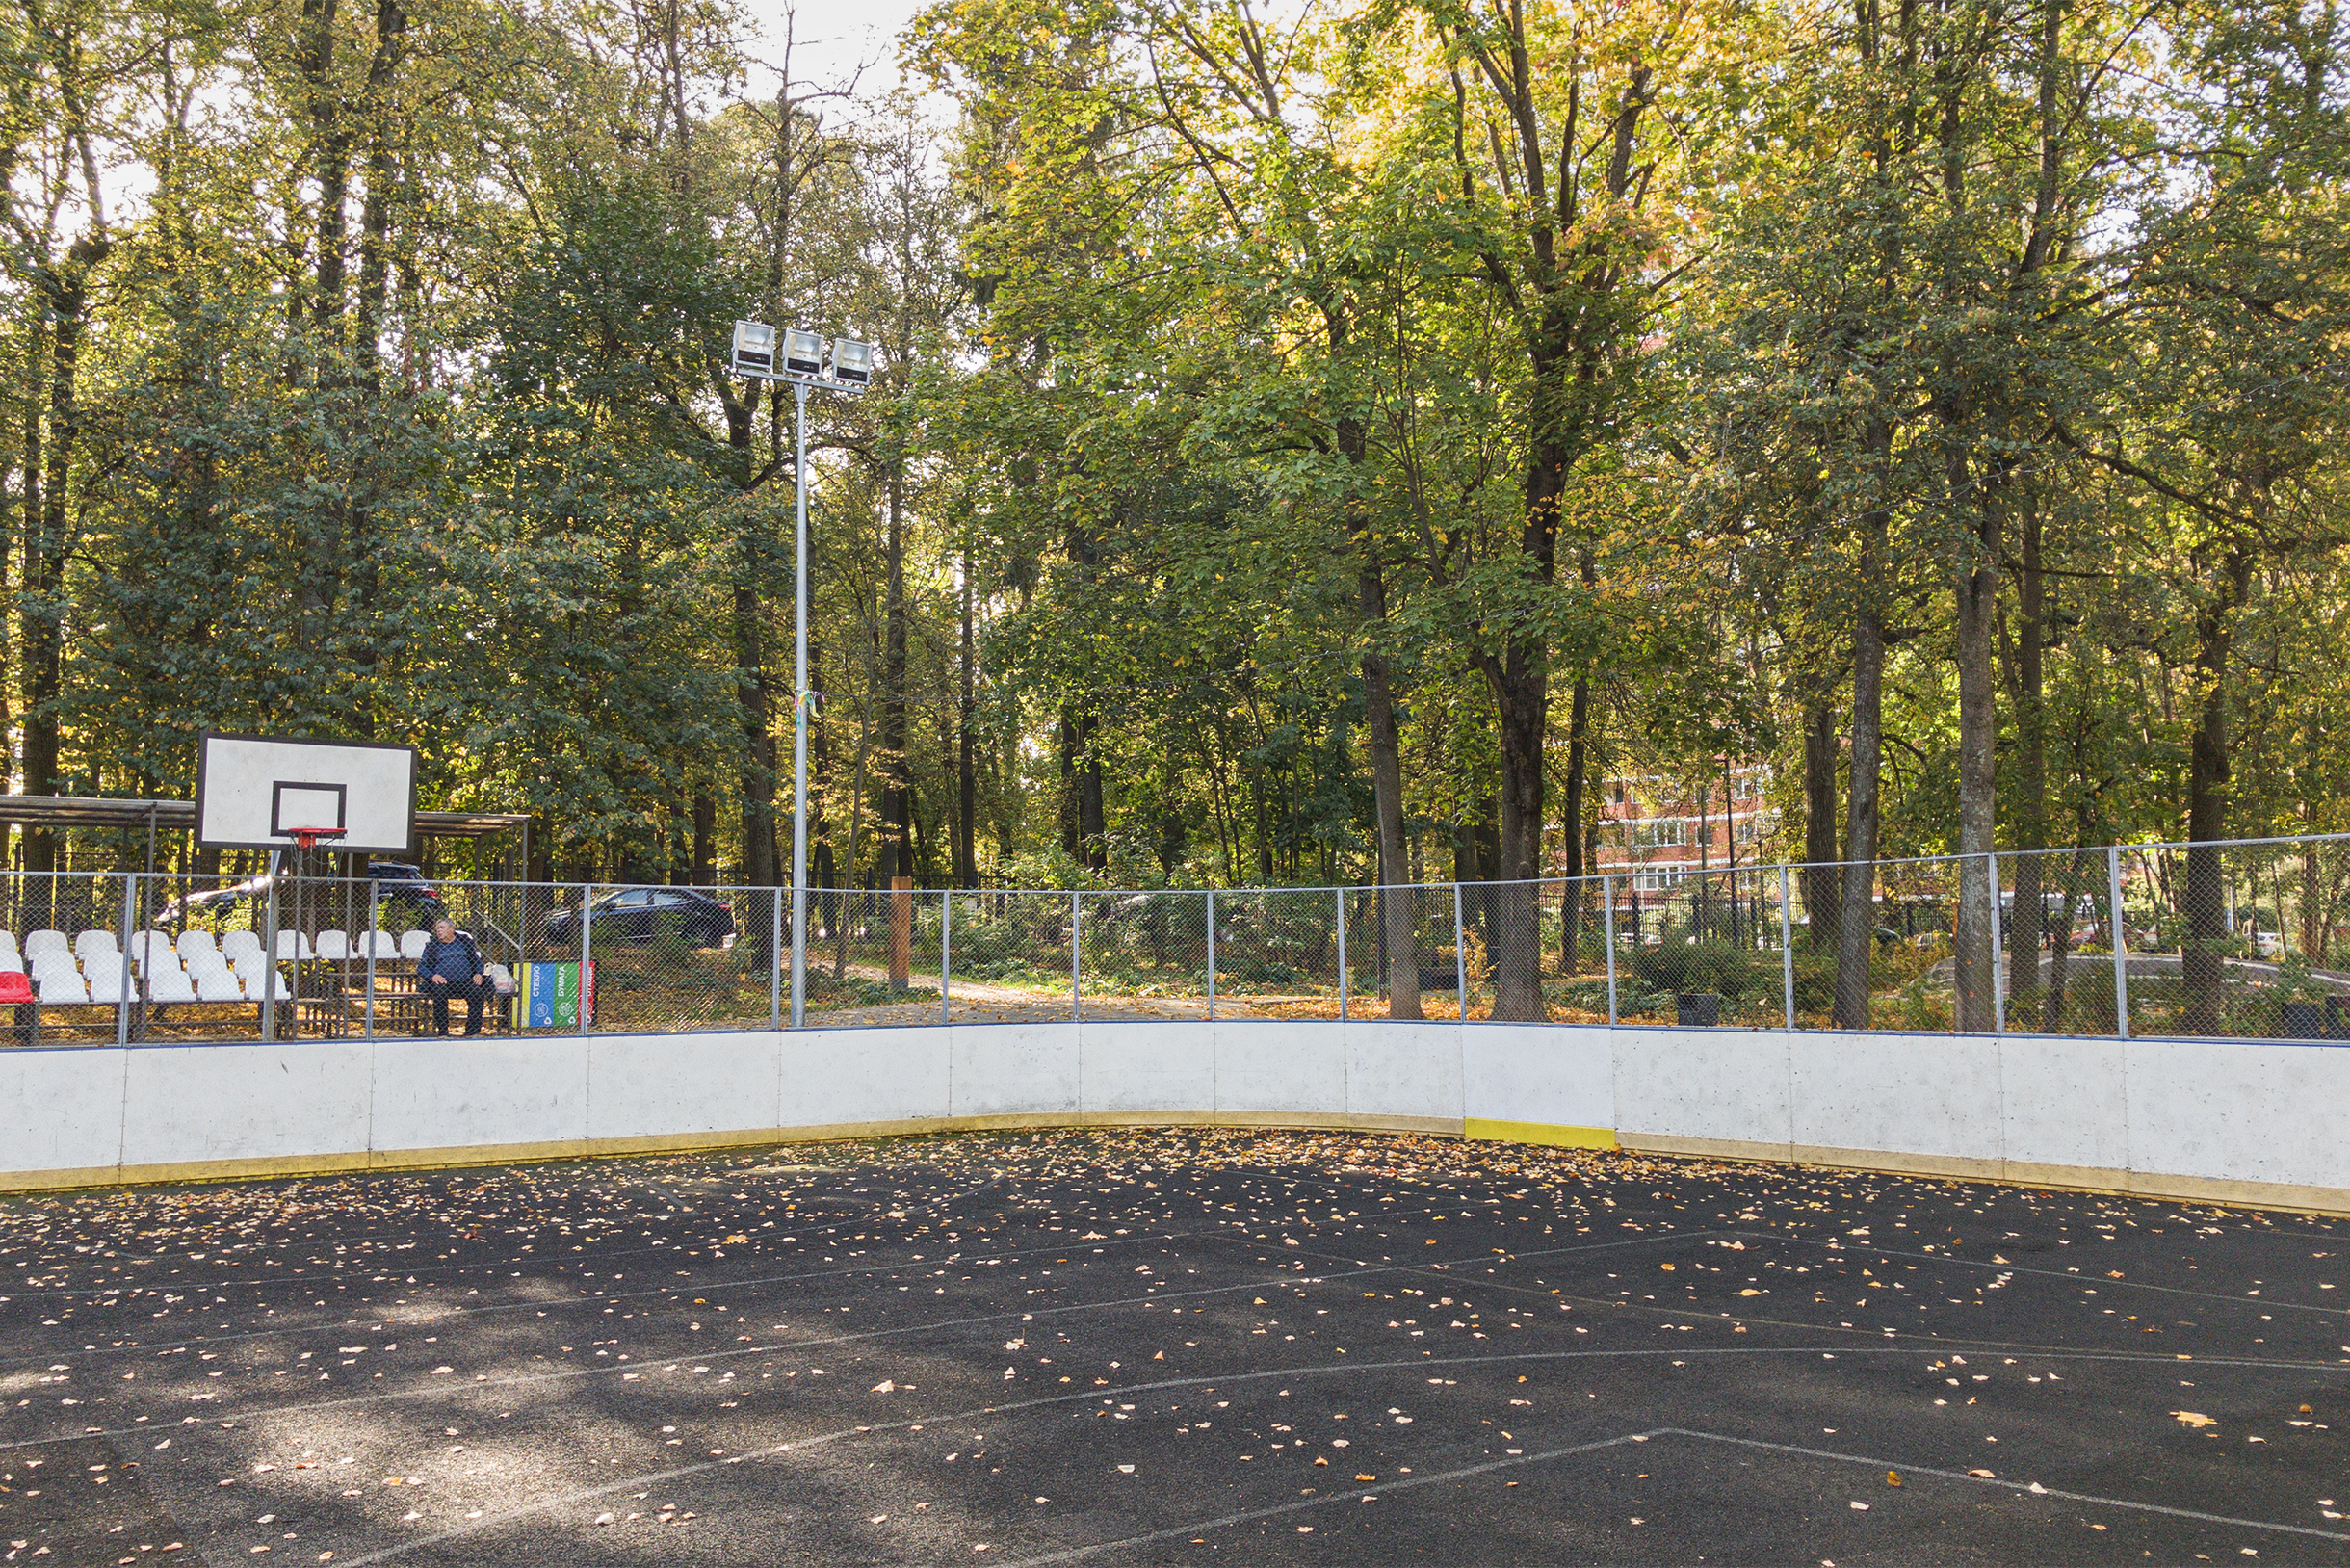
[543,888,737,948]
[365,862,447,918]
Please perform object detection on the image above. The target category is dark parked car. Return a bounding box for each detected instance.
[364,862,447,918]
[544,888,737,949]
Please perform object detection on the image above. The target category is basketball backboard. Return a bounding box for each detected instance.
[196,734,418,855]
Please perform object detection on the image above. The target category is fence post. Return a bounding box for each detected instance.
[1206,889,1216,1022]
[940,890,953,1027]
[1335,886,1348,1023]
[1070,889,1082,1023]
[1604,875,1618,1027]
[2107,846,2129,1039]
[365,882,378,1040]
[1451,881,1468,1021]
[579,884,592,1037]
[1778,864,1794,1031]
[1986,852,2005,1034]
[770,888,783,1032]
[116,874,136,1048]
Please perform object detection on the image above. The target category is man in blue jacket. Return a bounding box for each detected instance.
[418,918,491,1037]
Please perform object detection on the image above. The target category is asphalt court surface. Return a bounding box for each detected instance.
[1,1129,2346,1565]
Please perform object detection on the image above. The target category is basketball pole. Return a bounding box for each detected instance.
[790,378,810,1030]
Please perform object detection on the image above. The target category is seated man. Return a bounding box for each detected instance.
[416,918,492,1037]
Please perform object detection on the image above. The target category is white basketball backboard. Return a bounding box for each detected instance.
[196,734,418,855]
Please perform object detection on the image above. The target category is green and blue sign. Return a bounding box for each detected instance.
[522,961,594,1028]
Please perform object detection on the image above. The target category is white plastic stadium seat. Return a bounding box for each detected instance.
[366,930,401,960]
[313,930,352,961]
[127,931,174,968]
[222,930,264,963]
[237,963,292,1002]
[274,930,315,962]
[175,929,218,960]
[83,954,133,1003]
[75,929,118,961]
[0,950,21,975]
[183,948,232,980]
[144,965,197,1004]
[399,929,429,962]
[32,960,89,1004]
[0,930,18,962]
[196,970,245,1003]
[25,930,71,961]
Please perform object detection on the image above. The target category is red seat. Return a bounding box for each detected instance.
[0,972,35,1004]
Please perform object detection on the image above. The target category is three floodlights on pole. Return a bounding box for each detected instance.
[730,319,875,1029]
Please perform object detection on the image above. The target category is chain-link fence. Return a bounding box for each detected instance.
[3,832,2347,1046]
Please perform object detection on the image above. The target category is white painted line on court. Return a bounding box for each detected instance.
[1658,1427,2350,1544]
[260,1342,2350,1564]
[996,1429,1670,1566]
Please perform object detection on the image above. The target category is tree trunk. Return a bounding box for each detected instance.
[1952,479,2000,1032]
[1834,495,1889,1028]
[2180,547,2253,1034]
[22,240,105,883]
[301,0,350,330]
[1480,652,1547,1019]
[1360,581,1418,1019]
[1801,697,1841,951]
[1558,677,1592,974]
[880,474,911,880]
[352,0,406,366]
[1058,705,1105,870]
[692,791,715,885]
[2006,478,2050,1015]
[809,631,835,892]
[734,580,778,889]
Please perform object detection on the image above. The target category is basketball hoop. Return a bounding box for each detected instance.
[288,827,348,855]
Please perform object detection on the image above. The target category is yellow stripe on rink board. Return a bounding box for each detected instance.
[1464,1118,1618,1151]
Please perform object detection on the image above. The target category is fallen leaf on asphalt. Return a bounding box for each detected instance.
[2174,1411,2215,1428]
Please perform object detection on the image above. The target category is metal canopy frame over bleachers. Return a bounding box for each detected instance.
[0,795,529,876]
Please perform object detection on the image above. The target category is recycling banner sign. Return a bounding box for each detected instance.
[522,961,594,1028]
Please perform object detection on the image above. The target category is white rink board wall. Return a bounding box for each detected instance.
[2,1023,2347,1215]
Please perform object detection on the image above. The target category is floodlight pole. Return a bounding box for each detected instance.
[791,379,811,1030]
[733,320,871,1031]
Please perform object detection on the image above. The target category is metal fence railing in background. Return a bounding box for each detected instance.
[2,830,2347,1048]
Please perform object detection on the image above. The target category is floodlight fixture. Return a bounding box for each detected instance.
[731,320,776,377]
[783,328,827,378]
[829,337,875,387]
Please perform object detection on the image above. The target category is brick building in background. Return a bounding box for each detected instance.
[1580,766,1778,889]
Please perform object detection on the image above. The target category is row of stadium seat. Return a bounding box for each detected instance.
[0,927,437,972]
[0,928,518,1005]
[26,946,291,1004]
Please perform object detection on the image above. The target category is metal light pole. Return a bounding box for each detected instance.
[730,321,873,1032]
[792,379,811,1028]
